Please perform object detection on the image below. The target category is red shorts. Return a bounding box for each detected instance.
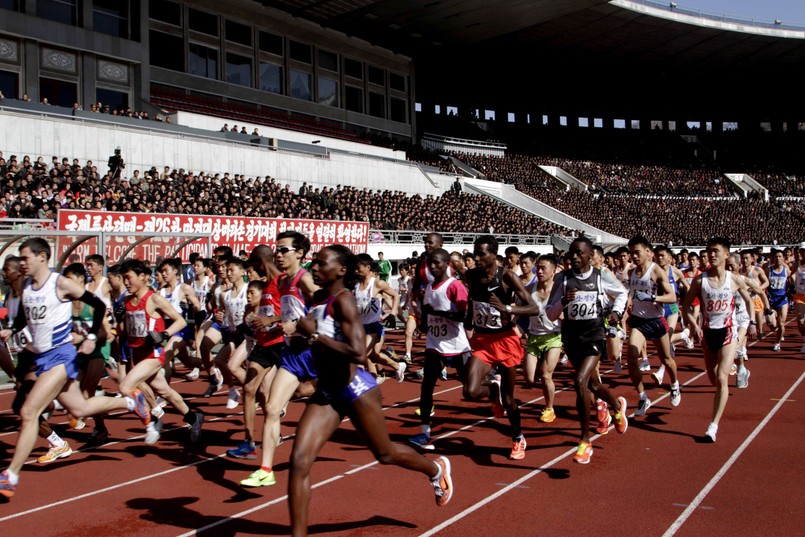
[472,329,523,368]
[130,345,166,366]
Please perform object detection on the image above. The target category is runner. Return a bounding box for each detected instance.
[157,258,203,382]
[655,245,693,352]
[214,258,250,409]
[288,244,452,537]
[681,237,756,442]
[199,252,233,396]
[740,249,771,339]
[408,248,470,450]
[766,249,789,352]
[463,235,536,459]
[625,236,682,416]
[0,238,150,499]
[189,256,213,380]
[546,236,628,464]
[790,242,805,353]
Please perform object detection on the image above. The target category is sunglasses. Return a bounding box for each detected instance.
[276,246,298,254]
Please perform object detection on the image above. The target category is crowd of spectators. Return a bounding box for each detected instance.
[755,173,805,197]
[0,151,567,236]
[2,93,169,122]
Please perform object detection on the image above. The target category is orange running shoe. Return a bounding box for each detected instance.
[432,456,453,507]
[573,441,593,464]
[509,436,527,460]
[614,396,629,434]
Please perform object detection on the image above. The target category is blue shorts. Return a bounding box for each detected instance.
[629,315,668,340]
[166,320,194,343]
[119,340,131,364]
[209,320,223,333]
[280,346,317,382]
[35,344,79,380]
[364,321,384,338]
[312,368,378,415]
[664,303,679,318]
[769,295,789,310]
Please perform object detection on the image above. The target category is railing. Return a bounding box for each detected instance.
[0,218,56,230]
[621,0,805,31]
[370,230,553,246]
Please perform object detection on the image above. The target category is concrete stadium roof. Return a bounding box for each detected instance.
[260,0,805,71]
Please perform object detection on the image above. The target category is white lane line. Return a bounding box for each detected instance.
[661,367,805,537]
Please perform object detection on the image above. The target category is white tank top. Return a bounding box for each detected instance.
[629,263,664,319]
[192,277,210,312]
[423,277,470,355]
[159,284,184,318]
[528,288,561,336]
[701,272,736,330]
[23,272,73,354]
[795,267,805,295]
[88,277,112,310]
[354,277,383,324]
[311,292,344,341]
[222,283,248,330]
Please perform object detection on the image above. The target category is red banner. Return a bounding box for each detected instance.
[56,209,369,263]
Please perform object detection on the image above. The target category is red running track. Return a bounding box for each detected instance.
[0,327,803,537]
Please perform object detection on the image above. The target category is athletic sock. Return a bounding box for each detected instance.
[431,460,442,482]
[152,406,165,419]
[421,425,431,436]
[47,432,66,448]
[125,397,135,411]
[639,392,647,400]
[261,466,272,473]
[671,381,680,390]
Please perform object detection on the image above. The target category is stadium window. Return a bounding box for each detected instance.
[484,110,495,121]
[508,113,516,123]
[782,122,788,132]
[368,66,385,86]
[614,119,626,129]
[415,102,422,112]
[722,122,738,131]
[705,122,713,132]
[188,43,218,79]
[651,120,663,130]
[289,41,312,64]
[226,53,252,87]
[259,62,283,94]
[290,69,312,100]
[345,86,363,112]
[318,76,338,106]
[435,105,441,114]
[668,121,676,131]
[390,97,407,123]
[188,9,218,36]
[344,58,363,79]
[39,77,77,107]
[38,0,79,26]
[559,116,567,126]
[259,31,283,56]
[542,115,548,125]
[686,121,700,130]
[760,122,771,132]
[594,118,603,128]
[390,73,406,92]
[319,50,338,72]
[94,0,131,39]
[150,31,184,71]
[526,114,531,124]
[369,92,386,118]
[96,87,128,111]
[798,123,805,131]
[631,120,640,129]
[225,20,252,47]
[578,117,589,128]
[149,0,181,26]
[0,71,19,100]
[447,106,457,116]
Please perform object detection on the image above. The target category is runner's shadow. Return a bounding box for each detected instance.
[128,496,416,535]
[630,413,699,440]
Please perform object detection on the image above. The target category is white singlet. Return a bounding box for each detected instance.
[23,272,73,354]
[423,277,470,355]
[528,289,560,336]
[192,276,210,313]
[629,263,664,319]
[222,283,248,330]
[354,277,383,325]
[701,272,736,330]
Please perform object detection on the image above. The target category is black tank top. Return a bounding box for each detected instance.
[468,267,514,334]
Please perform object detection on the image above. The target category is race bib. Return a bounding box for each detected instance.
[567,291,598,320]
[473,302,502,329]
[126,310,147,338]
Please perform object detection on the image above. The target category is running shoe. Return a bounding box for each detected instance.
[704,423,718,443]
[614,396,628,434]
[510,436,527,460]
[240,469,276,487]
[736,367,751,389]
[408,433,435,451]
[145,418,162,445]
[375,374,387,385]
[69,417,86,430]
[639,358,651,372]
[185,367,200,381]
[202,382,218,398]
[539,407,556,423]
[203,368,224,397]
[189,412,204,443]
[85,429,110,446]
[396,361,407,383]
[226,388,241,410]
[441,367,448,381]
[129,388,151,425]
[227,440,257,459]
[670,386,682,407]
[489,374,504,418]
[614,357,622,373]
[403,353,413,365]
[773,342,782,352]
[386,346,399,361]
[636,397,651,416]
[679,328,692,348]
[573,441,593,464]
[0,470,16,498]
[415,368,425,379]
[38,442,72,464]
[431,456,453,507]
[651,365,666,386]
[415,405,436,417]
[596,404,611,435]
[559,355,569,367]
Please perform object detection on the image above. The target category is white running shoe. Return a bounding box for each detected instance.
[670,386,681,407]
[226,388,241,410]
[635,397,651,416]
[651,365,666,386]
[773,342,782,352]
[145,418,162,445]
[396,361,407,383]
[736,367,750,389]
[704,423,717,443]
[186,367,200,381]
[639,358,651,372]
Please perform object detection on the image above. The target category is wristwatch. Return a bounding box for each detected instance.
[505,305,512,314]
[308,332,320,344]
[85,333,97,342]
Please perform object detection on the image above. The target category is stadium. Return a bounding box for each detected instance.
[0,1,804,535]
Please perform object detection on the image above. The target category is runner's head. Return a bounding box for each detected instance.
[193,257,210,276]
[121,259,152,294]
[536,254,558,283]
[19,237,50,276]
[246,279,266,307]
[797,242,805,263]
[568,236,594,272]
[450,251,465,275]
[519,251,537,276]
[427,248,450,280]
[226,258,246,284]
[2,255,21,285]
[627,236,653,266]
[504,246,520,270]
[463,252,476,270]
[159,258,182,283]
[355,253,375,281]
[107,264,124,289]
[473,235,498,271]
[655,245,673,268]
[85,254,105,278]
[591,244,605,269]
[740,249,755,268]
[771,248,785,267]
[615,246,630,269]
[726,253,741,273]
[424,233,444,254]
[313,245,357,289]
[705,237,731,268]
[275,231,310,271]
[62,262,87,285]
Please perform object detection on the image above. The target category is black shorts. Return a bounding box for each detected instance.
[703,327,732,353]
[221,330,245,347]
[13,349,36,383]
[629,315,668,340]
[248,342,284,369]
[563,339,605,370]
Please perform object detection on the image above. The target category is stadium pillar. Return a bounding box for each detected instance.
[23,39,38,102]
